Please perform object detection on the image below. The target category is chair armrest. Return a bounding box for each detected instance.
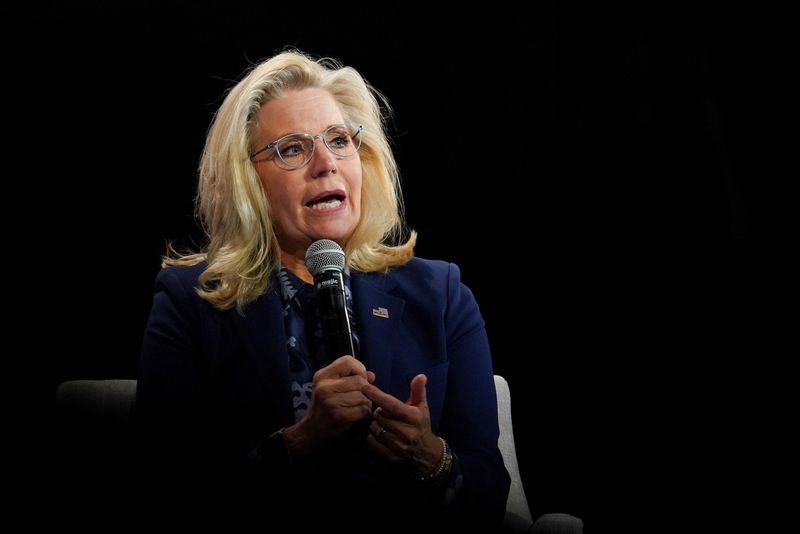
[531,512,584,534]
[55,379,137,423]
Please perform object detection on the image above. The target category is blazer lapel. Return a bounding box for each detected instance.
[232,287,294,425]
[351,271,405,393]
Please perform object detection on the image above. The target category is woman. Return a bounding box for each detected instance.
[137,50,509,531]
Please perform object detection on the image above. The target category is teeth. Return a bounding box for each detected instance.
[310,198,342,210]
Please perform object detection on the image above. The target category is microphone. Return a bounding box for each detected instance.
[305,239,357,361]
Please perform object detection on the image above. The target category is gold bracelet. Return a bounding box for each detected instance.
[420,437,453,482]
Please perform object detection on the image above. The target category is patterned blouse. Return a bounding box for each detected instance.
[275,263,360,422]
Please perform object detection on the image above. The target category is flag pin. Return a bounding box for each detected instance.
[372,306,389,318]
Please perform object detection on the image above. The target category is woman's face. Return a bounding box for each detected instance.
[253,88,362,258]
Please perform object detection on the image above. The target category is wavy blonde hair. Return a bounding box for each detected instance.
[166,50,416,311]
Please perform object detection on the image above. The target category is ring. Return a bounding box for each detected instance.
[376,425,387,438]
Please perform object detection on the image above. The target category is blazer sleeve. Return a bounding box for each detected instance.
[440,262,511,526]
[136,267,212,478]
[136,268,305,526]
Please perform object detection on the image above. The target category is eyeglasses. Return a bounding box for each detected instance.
[250,122,363,169]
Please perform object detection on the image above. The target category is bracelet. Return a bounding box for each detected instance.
[420,437,453,483]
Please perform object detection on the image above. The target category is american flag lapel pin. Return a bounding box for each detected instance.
[372,306,389,319]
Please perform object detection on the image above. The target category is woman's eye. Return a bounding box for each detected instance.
[329,136,350,148]
[281,142,305,156]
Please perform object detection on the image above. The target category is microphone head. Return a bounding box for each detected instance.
[305,239,345,276]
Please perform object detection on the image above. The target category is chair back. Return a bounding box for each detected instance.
[495,374,534,532]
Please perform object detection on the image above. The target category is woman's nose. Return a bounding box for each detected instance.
[309,137,337,178]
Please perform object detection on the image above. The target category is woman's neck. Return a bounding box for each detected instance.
[279,250,314,285]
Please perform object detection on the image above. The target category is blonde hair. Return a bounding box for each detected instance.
[166,50,416,311]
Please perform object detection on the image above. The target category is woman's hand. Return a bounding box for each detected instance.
[283,355,375,457]
[362,374,444,476]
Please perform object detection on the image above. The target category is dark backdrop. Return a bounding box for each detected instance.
[29,3,796,532]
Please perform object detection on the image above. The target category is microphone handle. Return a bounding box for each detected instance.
[315,270,356,360]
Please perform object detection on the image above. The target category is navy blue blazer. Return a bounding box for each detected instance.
[137,257,510,529]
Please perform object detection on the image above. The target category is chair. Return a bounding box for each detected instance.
[54,377,583,533]
[55,379,137,424]
[52,379,140,524]
[494,375,584,534]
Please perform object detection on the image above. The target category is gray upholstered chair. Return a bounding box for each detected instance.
[55,379,137,424]
[494,375,584,534]
[54,377,583,533]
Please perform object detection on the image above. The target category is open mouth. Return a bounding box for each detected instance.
[306,192,345,210]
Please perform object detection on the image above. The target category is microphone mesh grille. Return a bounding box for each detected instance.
[305,239,345,275]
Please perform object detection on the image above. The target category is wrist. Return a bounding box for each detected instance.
[282,421,316,459]
[248,428,291,471]
[420,437,453,483]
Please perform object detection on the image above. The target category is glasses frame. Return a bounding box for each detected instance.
[250,122,364,169]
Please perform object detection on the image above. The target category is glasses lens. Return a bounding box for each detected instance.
[276,135,314,168]
[325,124,362,157]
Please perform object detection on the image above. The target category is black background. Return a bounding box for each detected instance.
[24,2,797,532]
